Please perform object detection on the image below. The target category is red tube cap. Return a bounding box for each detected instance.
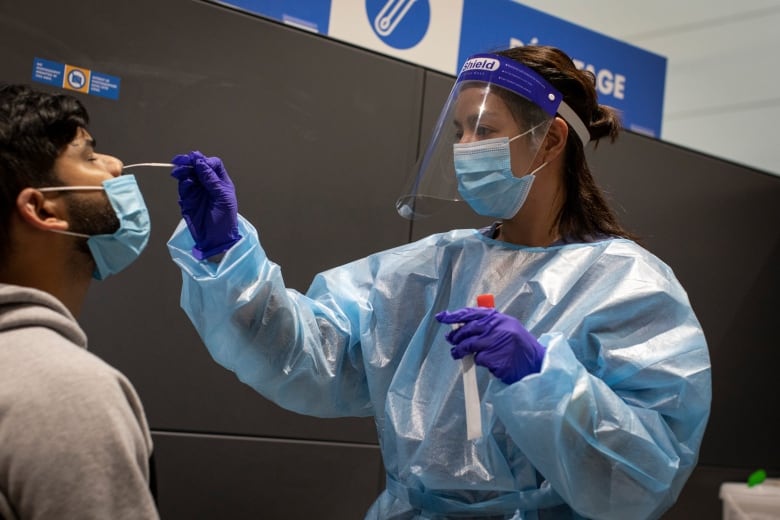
[476,294,495,308]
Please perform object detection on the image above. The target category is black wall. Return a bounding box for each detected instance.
[1,1,778,518]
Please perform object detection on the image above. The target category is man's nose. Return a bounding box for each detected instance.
[98,154,123,177]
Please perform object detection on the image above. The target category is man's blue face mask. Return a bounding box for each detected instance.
[38,175,151,280]
[453,130,548,219]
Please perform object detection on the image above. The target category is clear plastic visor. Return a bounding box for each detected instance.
[397,80,554,220]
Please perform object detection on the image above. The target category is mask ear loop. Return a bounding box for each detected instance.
[507,120,553,178]
[35,186,106,238]
[49,229,90,238]
[37,186,104,192]
[507,120,549,143]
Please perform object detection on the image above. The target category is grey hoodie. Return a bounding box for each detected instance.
[0,284,158,519]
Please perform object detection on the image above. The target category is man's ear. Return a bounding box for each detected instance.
[540,117,569,163]
[15,188,69,232]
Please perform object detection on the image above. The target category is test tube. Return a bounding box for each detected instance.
[462,293,494,440]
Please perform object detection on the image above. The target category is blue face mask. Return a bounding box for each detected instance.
[453,135,547,219]
[38,175,151,280]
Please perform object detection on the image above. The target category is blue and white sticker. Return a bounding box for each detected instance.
[31,57,121,100]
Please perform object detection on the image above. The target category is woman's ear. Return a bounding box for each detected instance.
[540,117,569,163]
[15,188,69,232]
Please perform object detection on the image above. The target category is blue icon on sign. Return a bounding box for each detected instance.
[67,70,86,89]
[366,0,430,50]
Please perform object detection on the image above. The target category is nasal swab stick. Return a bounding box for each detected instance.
[123,162,178,169]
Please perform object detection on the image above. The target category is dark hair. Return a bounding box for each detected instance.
[495,46,636,242]
[0,83,89,261]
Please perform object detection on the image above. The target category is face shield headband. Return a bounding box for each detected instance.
[397,53,590,220]
[453,54,590,145]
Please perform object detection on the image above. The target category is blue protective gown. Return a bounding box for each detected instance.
[168,217,711,520]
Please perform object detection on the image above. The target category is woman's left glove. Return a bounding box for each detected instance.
[171,150,241,260]
[436,307,545,384]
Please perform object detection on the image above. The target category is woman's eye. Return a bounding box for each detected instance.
[475,126,491,137]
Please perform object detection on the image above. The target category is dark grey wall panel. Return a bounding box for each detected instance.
[153,432,383,519]
[0,0,422,442]
[588,134,780,471]
[663,465,765,520]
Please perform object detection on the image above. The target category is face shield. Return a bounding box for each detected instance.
[397,53,589,220]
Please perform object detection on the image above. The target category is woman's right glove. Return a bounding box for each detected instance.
[171,151,241,260]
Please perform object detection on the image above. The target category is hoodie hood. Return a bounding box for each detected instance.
[0,284,87,348]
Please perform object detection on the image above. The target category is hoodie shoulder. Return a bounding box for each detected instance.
[0,283,87,348]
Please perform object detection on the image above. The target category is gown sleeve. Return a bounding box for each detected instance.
[168,216,374,418]
[488,248,711,520]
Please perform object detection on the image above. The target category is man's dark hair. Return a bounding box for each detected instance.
[0,83,89,261]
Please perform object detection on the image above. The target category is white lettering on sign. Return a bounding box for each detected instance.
[572,59,626,100]
[509,36,539,48]
[509,38,627,101]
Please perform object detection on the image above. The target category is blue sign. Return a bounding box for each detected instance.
[205,0,666,137]
[458,1,666,137]
[209,0,331,33]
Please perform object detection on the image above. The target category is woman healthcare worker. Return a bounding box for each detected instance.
[167,46,711,519]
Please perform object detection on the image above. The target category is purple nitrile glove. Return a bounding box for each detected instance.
[171,151,241,260]
[435,307,546,385]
